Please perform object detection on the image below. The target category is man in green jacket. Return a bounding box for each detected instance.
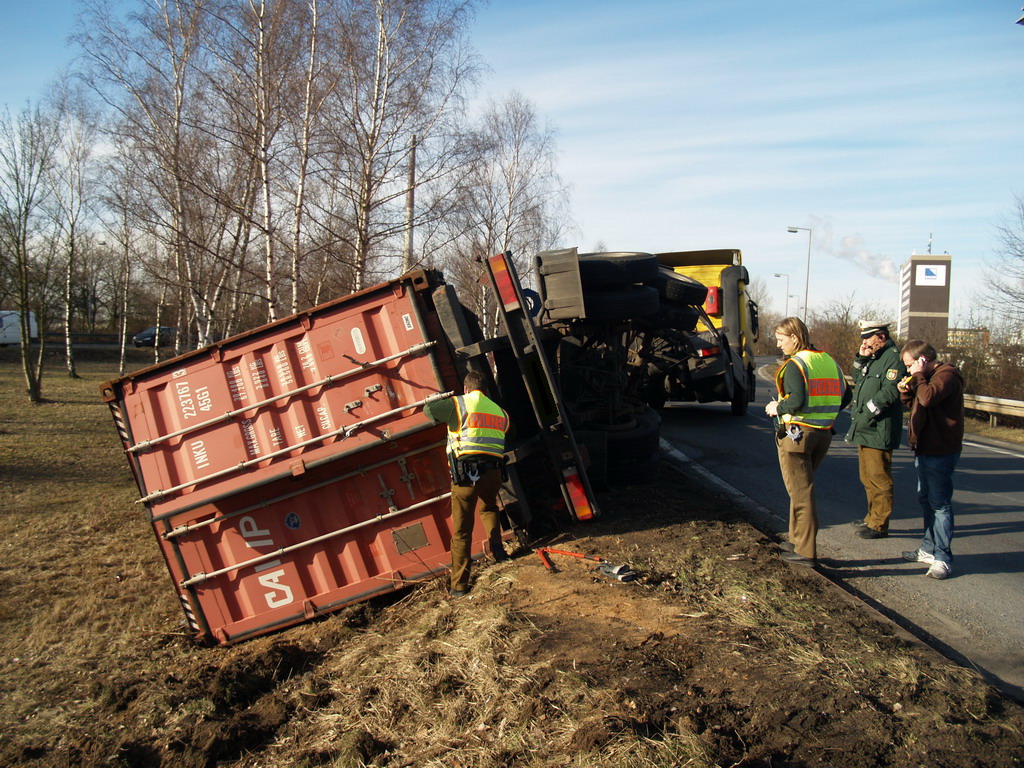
[846,321,906,538]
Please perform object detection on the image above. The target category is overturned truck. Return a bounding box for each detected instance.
[101,249,744,644]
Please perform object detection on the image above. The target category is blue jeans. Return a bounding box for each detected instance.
[915,453,960,564]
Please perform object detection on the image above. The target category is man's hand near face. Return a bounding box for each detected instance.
[859,334,884,357]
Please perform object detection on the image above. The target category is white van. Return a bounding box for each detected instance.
[0,311,39,346]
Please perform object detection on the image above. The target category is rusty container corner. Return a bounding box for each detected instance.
[101,270,500,645]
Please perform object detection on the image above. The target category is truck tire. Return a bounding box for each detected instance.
[604,406,661,485]
[583,285,659,321]
[730,382,749,416]
[651,267,708,306]
[607,452,661,485]
[730,365,755,416]
[646,302,699,332]
[604,407,661,455]
[644,371,669,410]
[578,252,659,288]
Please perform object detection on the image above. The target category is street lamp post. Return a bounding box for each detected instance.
[786,226,812,322]
[773,273,790,316]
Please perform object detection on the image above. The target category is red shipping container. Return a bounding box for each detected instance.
[101,271,497,644]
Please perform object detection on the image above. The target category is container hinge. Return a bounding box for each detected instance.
[364,383,383,396]
[344,399,362,413]
[378,473,398,511]
[290,459,307,477]
[302,600,316,619]
[397,457,415,498]
[183,572,209,587]
[342,353,369,368]
[165,524,191,540]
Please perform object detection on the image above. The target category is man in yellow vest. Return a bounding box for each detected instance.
[425,370,511,596]
[765,317,850,566]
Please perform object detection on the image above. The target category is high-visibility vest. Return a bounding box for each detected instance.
[775,349,844,430]
[447,390,509,459]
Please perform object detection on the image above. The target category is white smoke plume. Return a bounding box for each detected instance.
[809,216,900,284]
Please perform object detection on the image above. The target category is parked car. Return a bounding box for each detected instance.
[132,326,177,347]
[0,310,39,346]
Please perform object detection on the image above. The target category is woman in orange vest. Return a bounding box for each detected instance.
[764,317,850,566]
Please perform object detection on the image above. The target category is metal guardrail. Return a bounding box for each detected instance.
[807,365,1023,429]
[963,394,1024,427]
[43,332,120,344]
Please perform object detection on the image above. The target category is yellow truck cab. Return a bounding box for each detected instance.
[654,249,759,414]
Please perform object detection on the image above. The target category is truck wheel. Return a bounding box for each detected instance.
[604,406,660,456]
[578,252,659,287]
[607,452,661,485]
[583,285,659,321]
[606,408,662,485]
[604,406,661,485]
[651,267,708,306]
[644,372,669,410]
[646,302,699,332]
[730,384,748,416]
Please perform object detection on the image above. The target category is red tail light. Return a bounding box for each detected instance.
[563,468,594,521]
[705,286,721,316]
[696,346,721,358]
[488,252,521,311]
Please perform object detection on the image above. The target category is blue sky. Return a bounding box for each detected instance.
[4,0,1023,324]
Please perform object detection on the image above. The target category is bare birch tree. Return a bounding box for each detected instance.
[71,0,484,340]
[978,193,1024,337]
[328,0,479,291]
[79,0,209,339]
[0,103,62,402]
[47,83,100,378]
[286,0,334,314]
[432,91,570,334]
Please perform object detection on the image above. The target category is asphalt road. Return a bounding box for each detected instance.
[658,356,1024,701]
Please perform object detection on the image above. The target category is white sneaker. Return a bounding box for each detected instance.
[902,549,936,564]
[926,561,951,580]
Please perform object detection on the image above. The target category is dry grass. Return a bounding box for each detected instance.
[245,565,722,768]
[0,358,183,761]
[964,415,1024,446]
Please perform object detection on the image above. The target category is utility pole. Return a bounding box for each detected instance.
[402,135,416,273]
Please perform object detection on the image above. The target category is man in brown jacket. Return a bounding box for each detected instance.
[897,339,964,580]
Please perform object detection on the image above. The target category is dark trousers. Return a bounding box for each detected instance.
[449,468,503,591]
[858,446,894,532]
[776,426,832,559]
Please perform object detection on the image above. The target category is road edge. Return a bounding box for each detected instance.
[659,438,1024,705]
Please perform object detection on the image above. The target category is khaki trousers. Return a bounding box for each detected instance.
[858,445,894,532]
[449,468,503,591]
[776,426,832,559]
